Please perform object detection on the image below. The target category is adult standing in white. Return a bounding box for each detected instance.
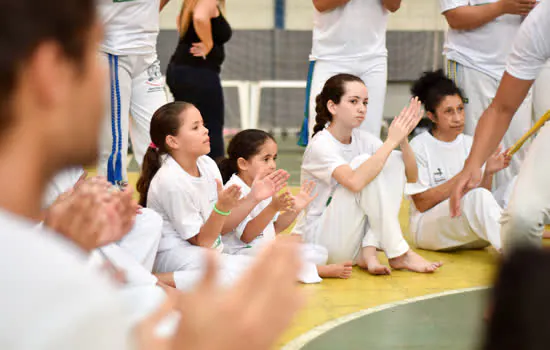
[298,0,401,145]
[440,0,537,189]
[450,0,550,252]
[97,0,170,186]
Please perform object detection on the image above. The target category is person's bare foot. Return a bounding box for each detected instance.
[543,229,550,239]
[317,261,353,279]
[389,250,442,273]
[357,246,391,275]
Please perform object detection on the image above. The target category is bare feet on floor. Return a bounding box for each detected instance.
[318,261,353,279]
[389,250,442,273]
[358,246,391,275]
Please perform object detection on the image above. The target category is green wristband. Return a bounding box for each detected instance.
[213,204,231,216]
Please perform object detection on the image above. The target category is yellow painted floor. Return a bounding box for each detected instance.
[276,197,499,347]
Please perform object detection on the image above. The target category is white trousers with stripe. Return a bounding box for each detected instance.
[98,52,167,185]
[307,152,410,264]
[303,56,387,142]
[446,60,533,190]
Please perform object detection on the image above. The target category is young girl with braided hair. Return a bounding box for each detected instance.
[295,74,442,274]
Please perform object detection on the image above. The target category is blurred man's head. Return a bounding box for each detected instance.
[0,0,104,168]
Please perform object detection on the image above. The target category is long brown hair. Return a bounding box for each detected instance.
[178,0,226,37]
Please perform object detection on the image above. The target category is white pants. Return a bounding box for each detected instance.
[226,241,326,284]
[306,56,387,139]
[98,52,167,185]
[447,60,533,189]
[501,123,550,252]
[413,188,503,251]
[117,208,162,272]
[309,152,410,264]
[153,244,253,291]
[120,285,180,339]
[532,60,550,122]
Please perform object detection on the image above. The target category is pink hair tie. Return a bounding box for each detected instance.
[149,142,158,150]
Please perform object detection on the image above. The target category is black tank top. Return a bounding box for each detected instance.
[170,11,232,73]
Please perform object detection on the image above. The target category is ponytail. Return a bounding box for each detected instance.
[312,73,365,138]
[218,157,238,184]
[137,146,162,206]
[312,94,332,137]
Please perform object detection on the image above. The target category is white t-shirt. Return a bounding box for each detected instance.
[407,132,473,233]
[98,0,161,56]
[294,128,383,241]
[221,174,278,255]
[0,209,132,350]
[441,0,523,80]
[506,0,550,80]
[310,0,388,61]
[42,167,85,209]
[147,155,224,253]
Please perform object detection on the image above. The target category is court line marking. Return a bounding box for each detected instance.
[282,286,489,350]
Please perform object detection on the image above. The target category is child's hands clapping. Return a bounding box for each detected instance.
[216,179,242,213]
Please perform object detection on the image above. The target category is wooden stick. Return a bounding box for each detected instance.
[507,109,550,156]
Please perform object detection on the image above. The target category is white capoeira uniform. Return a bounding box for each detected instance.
[43,167,163,275]
[0,209,133,349]
[299,0,389,145]
[222,174,325,284]
[294,129,410,264]
[97,0,168,186]
[441,0,532,189]
[147,155,252,291]
[407,132,504,251]
[497,0,550,251]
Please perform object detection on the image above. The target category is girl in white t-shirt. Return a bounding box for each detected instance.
[136,101,252,290]
[219,129,353,282]
[295,73,442,274]
[408,70,512,251]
